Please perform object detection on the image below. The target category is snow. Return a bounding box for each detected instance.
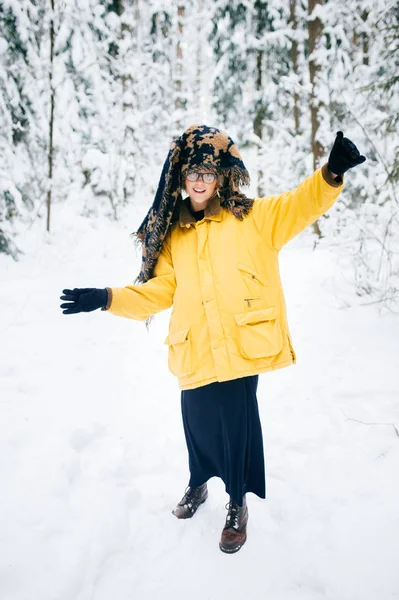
[0,211,398,600]
[0,37,8,55]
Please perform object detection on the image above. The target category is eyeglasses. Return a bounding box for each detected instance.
[186,171,217,184]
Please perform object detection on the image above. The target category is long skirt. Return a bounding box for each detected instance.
[180,375,266,506]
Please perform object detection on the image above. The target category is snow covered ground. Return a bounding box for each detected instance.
[1,208,398,600]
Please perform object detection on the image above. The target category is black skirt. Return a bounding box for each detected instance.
[180,375,266,506]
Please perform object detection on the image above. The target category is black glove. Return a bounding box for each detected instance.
[60,288,108,314]
[328,131,366,175]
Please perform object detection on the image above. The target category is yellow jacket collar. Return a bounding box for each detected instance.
[179,193,223,227]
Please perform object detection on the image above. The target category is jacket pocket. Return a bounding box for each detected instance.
[237,264,267,286]
[164,327,193,377]
[234,307,283,359]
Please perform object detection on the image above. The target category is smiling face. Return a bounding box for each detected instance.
[184,171,218,209]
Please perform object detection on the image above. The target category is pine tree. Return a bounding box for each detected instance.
[210,1,251,140]
[0,0,48,257]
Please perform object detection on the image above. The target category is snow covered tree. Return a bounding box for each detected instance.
[0,0,48,256]
[346,1,399,309]
[210,1,251,140]
[306,0,399,309]
[0,0,397,314]
[210,1,299,195]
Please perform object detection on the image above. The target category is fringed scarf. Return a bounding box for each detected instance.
[133,124,254,284]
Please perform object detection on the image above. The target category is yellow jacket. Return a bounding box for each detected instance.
[106,164,343,390]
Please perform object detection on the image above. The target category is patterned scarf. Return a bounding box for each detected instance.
[133,124,254,283]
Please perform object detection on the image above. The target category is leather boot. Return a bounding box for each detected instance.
[172,483,208,519]
[219,495,248,553]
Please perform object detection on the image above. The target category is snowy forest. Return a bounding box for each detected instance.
[1,0,398,308]
[1,2,399,597]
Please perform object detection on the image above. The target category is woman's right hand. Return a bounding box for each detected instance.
[60,288,108,314]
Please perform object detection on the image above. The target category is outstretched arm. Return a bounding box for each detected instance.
[252,132,365,252]
[60,232,176,320]
[253,164,343,251]
[104,233,176,320]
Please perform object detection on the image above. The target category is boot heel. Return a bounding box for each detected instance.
[172,484,208,519]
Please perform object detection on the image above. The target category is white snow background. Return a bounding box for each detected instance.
[1,198,399,600]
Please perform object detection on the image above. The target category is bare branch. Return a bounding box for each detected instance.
[344,415,399,438]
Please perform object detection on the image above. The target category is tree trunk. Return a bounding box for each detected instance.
[289,0,300,136]
[255,46,264,197]
[47,0,55,233]
[361,10,369,66]
[196,0,203,117]
[121,0,138,118]
[119,0,139,209]
[352,9,369,66]
[308,0,324,170]
[308,0,324,237]
[253,49,264,141]
[253,0,265,142]
[175,4,185,133]
[253,2,265,197]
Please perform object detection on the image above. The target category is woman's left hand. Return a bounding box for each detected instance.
[328,131,366,176]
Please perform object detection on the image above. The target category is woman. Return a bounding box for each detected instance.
[60,125,365,554]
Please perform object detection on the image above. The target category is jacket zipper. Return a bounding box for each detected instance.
[244,297,262,307]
